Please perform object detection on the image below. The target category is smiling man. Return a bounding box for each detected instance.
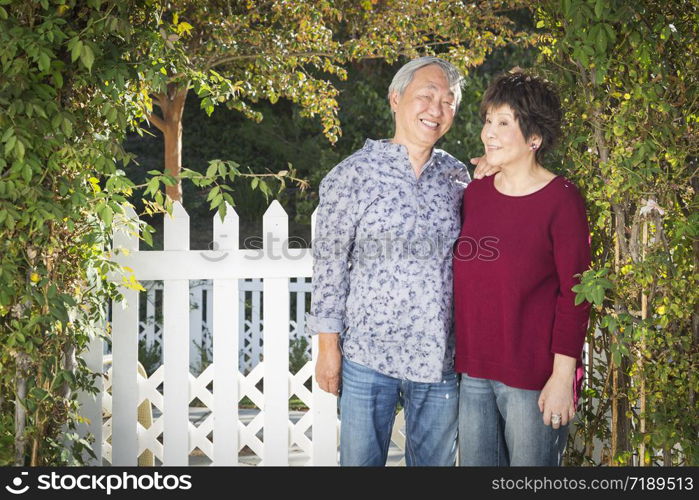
[306,57,494,466]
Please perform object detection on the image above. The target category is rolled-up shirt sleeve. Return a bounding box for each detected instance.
[306,162,359,335]
[550,186,592,358]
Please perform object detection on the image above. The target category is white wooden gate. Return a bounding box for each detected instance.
[86,201,341,466]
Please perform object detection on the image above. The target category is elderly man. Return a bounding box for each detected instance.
[306,56,494,466]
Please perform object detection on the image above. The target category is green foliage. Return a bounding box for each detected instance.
[289,336,310,376]
[0,0,176,465]
[138,339,162,378]
[164,0,529,144]
[3,0,694,467]
[536,0,698,465]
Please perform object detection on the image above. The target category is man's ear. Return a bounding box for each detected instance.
[389,91,400,113]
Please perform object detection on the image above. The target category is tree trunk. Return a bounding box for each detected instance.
[610,231,632,465]
[638,221,648,466]
[14,373,27,466]
[61,342,76,400]
[148,83,189,202]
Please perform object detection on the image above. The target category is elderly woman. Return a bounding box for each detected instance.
[453,71,591,466]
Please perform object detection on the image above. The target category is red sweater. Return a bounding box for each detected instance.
[453,175,591,392]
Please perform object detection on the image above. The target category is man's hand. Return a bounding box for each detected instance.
[315,332,342,395]
[471,155,501,179]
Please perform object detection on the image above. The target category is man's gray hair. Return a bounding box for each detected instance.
[388,56,464,109]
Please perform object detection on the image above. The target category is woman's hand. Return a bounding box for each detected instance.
[538,354,577,429]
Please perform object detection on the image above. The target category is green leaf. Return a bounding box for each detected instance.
[22,163,32,183]
[51,113,63,130]
[80,44,94,72]
[251,177,259,190]
[106,107,117,123]
[562,0,572,17]
[217,202,227,221]
[62,117,73,136]
[99,204,113,227]
[595,26,608,53]
[4,135,16,155]
[206,162,217,178]
[206,185,220,201]
[33,103,47,119]
[603,23,616,43]
[31,387,48,400]
[594,64,607,84]
[1,126,13,142]
[15,139,25,161]
[259,180,271,198]
[591,287,604,305]
[38,51,51,72]
[145,177,159,195]
[594,0,604,18]
[142,228,153,247]
[222,192,235,207]
[70,39,83,63]
[0,6,8,20]
[161,174,177,187]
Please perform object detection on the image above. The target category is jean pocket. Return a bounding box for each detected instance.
[440,370,459,389]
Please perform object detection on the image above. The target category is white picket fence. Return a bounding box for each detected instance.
[135,278,313,375]
[78,201,407,467]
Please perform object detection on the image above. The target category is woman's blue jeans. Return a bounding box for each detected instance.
[339,357,458,466]
[458,373,568,466]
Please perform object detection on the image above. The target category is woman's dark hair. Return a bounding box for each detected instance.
[480,70,562,164]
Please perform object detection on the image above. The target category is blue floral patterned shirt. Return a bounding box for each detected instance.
[306,139,470,383]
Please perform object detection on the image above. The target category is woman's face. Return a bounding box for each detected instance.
[480,104,534,168]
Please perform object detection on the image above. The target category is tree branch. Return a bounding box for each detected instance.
[149,94,162,108]
[146,112,166,132]
[204,39,461,71]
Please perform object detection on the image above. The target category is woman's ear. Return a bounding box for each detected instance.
[528,134,542,150]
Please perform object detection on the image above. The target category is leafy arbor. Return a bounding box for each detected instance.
[142,0,528,202]
[536,0,698,465]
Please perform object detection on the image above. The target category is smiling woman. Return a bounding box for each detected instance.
[454,70,592,467]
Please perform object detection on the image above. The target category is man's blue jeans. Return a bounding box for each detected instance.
[458,373,568,466]
[339,357,458,466]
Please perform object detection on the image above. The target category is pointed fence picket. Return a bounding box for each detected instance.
[162,203,190,465]
[212,206,239,466]
[110,206,140,466]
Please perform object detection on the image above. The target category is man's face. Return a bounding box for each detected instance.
[390,64,457,149]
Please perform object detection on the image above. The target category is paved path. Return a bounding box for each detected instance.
[180,407,404,466]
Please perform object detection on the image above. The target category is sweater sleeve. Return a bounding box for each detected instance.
[305,161,358,335]
[549,183,592,359]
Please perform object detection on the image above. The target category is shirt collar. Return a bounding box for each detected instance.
[363,138,439,173]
